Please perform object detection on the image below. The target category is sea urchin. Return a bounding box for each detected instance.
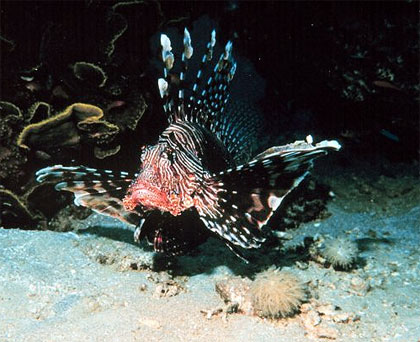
[250,269,306,319]
[321,236,359,269]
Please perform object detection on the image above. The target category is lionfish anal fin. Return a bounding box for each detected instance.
[137,210,210,256]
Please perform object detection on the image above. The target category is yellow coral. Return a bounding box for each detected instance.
[0,189,39,227]
[27,101,51,122]
[0,101,22,119]
[73,62,108,88]
[17,103,104,149]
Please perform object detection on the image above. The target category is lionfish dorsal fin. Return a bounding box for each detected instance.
[158,28,236,130]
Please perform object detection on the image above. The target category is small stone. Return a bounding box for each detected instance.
[317,304,337,316]
[296,261,309,270]
[300,303,313,314]
[312,325,339,339]
[350,276,370,296]
[215,277,253,315]
[153,280,184,298]
[273,231,293,240]
[333,312,351,323]
[138,317,162,329]
[301,310,322,328]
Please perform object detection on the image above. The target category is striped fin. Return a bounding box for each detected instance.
[158,27,236,130]
[189,29,216,120]
[179,28,193,109]
[197,139,341,249]
[158,28,194,122]
[36,165,142,226]
[189,37,236,130]
[158,33,174,116]
[216,100,263,164]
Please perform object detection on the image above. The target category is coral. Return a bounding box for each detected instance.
[17,103,102,149]
[94,145,121,159]
[17,103,119,158]
[250,269,307,319]
[325,13,419,102]
[44,204,91,232]
[77,119,119,145]
[27,101,51,123]
[0,101,22,119]
[25,182,68,218]
[0,101,23,142]
[73,62,108,88]
[0,2,158,230]
[0,145,27,189]
[103,11,128,62]
[321,236,359,269]
[0,102,28,188]
[0,189,40,228]
[105,94,147,131]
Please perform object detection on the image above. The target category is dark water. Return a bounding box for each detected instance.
[0,2,419,340]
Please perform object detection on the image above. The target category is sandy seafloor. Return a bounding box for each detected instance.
[1,161,419,342]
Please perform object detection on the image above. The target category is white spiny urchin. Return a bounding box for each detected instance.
[250,269,307,319]
[322,236,359,269]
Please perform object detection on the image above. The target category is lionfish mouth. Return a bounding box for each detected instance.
[123,182,178,214]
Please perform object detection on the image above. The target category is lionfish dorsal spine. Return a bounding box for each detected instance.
[178,28,193,116]
[208,41,236,132]
[189,29,216,124]
[158,33,172,115]
[158,27,236,132]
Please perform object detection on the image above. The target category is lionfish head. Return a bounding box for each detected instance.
[122,125,205,216]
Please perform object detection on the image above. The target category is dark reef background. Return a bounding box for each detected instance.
[0,1,418,230]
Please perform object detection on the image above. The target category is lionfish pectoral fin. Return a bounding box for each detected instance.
[198,138,341,249]
[36,165,142,226]
[134,218,146,243]
[224,241,250,263]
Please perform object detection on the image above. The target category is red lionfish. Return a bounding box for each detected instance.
[36,26,341,261]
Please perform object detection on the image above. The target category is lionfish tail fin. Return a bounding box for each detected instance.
[36,165,142,225]
[197,137,341,249]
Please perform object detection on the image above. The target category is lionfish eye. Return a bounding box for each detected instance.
[168,132,176,141]
[165,148,175,164]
